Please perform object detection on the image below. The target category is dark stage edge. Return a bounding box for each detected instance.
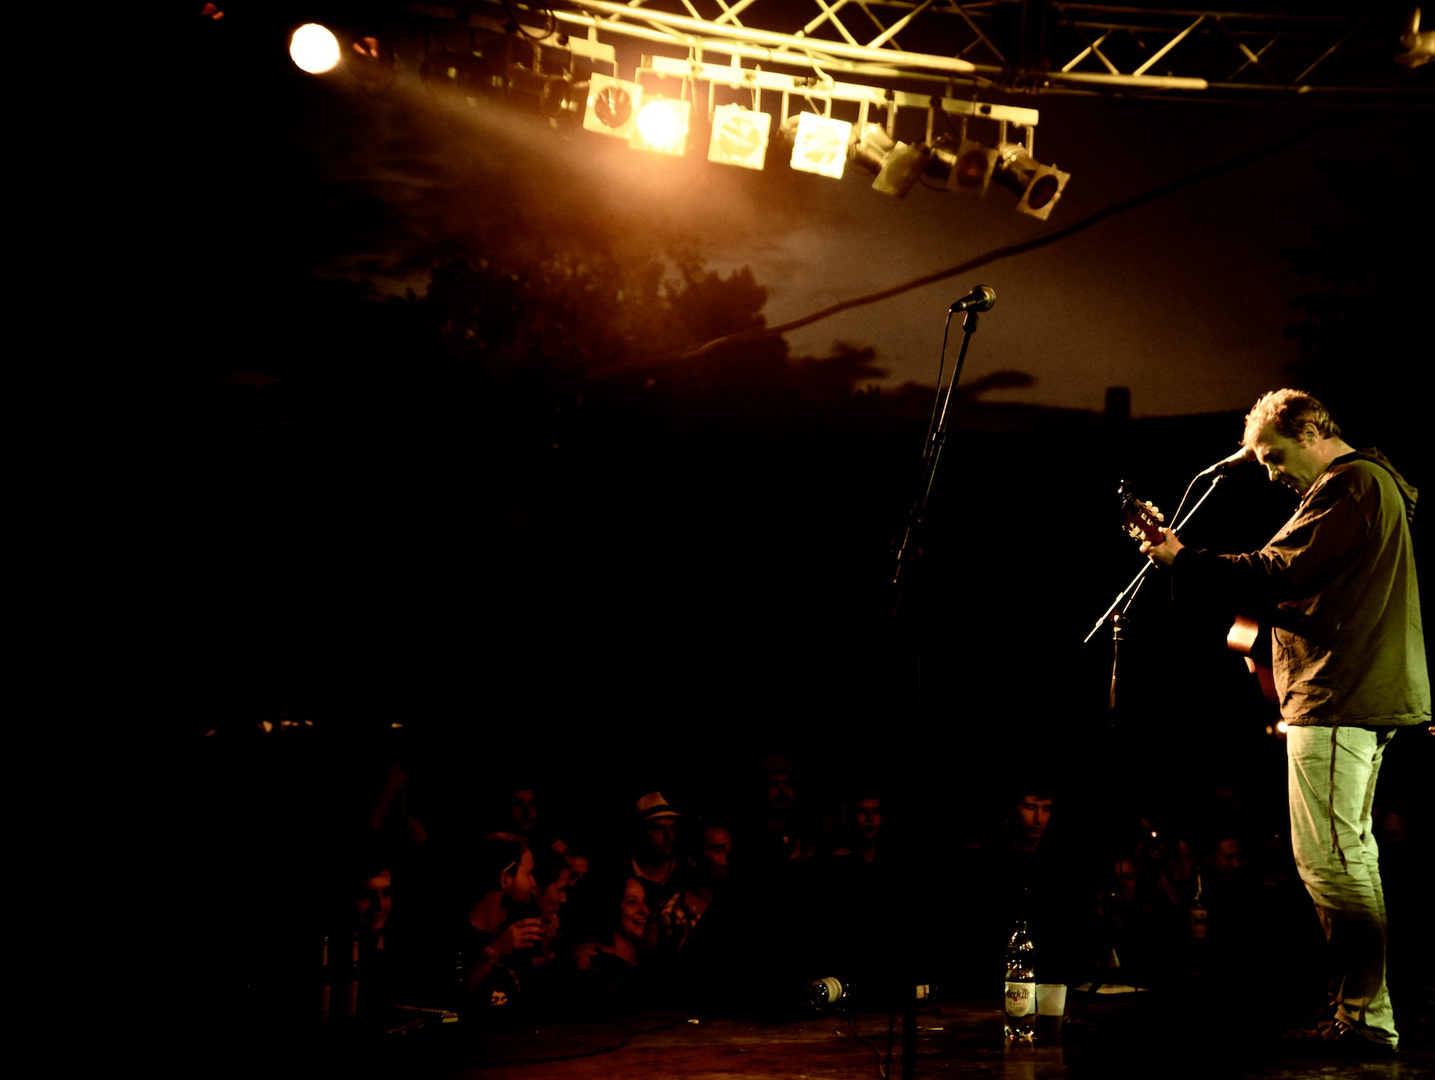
[243,985,1433,1079]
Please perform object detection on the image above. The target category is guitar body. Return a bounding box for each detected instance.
[1118,483,1279,705]
[1226,614,1278,705]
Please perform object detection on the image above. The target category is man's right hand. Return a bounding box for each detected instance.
[495,917,546,956]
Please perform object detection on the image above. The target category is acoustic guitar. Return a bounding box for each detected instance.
[1118,482,1278,704]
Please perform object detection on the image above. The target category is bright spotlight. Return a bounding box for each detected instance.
[787,112,852,179]
[709,105,771,170]
[632,98,690,155]
[290,23,340,74]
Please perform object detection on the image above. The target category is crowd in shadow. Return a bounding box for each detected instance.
[211,737,1427,1044]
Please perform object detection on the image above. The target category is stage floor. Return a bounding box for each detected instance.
[301,984,1432,1080]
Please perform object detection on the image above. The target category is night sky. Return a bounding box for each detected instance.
[163,5,1430,825]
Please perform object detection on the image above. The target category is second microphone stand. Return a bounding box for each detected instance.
[892,306,984,598]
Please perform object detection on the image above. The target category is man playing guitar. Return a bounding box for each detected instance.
[1140,389,1428,1060]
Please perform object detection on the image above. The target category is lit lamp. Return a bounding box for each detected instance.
[584,73,642,139]
[631,97,691,155]
[788,112,853,179]
[709,105,771,170]
[290,23,340,74]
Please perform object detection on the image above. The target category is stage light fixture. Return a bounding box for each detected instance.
[584,73,642,139]
[510,68,581,124]
[787,112,852,180]
[348,33,396,92]
[995,143,1070,220]
[848,123,927,197]
[1396,7,1435,67]
[708,105,771,170]
[873,141,930,198]
[290,23,340,74]
[420,49,505,98]
[949,138,1000,196]
[850,123,895,175]
[631,97,690,155]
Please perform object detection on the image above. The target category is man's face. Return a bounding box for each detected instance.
[536,867,570,919]
[1014,796,1053,842]
[503,849,539,909]
[698,827,731,878]
[765,772,794,813]
[1168,840,1197,884]
[566,854,590,886]
[619,878,649,942]
[646,818,678,857]
[1114,858,1139,904]
[1251,423,1324,494]
[1210,838,1243,883]
[854,798,882,840]
[509,789,537,833]
[355,870,393,932]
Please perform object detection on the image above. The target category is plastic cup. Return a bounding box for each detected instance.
[1036,983,1066,1037]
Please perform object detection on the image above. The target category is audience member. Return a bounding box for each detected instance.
[743,755,813,862]
[530,845,572,971]
[567,873,654,1010]
[830,790,885,864]
[505,786,539,841]
[656,822,732,953]
[452,836,546,1011]
[952,783,1099,992]
[628,792,682,912]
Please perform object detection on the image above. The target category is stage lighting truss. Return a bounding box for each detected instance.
[407,26,1066,212]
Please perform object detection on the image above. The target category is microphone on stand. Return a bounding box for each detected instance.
[1196,446,1256,478]
[949,285,996,313]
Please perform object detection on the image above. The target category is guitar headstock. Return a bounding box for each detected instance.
[1117,481,1165,546]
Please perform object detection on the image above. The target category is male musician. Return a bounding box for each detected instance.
[1141,389,1428,1058]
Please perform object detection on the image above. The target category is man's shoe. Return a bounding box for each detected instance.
[1283,1016,1396,1060]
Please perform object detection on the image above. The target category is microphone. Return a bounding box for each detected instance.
[949,285,996,313]
[1196,446,1256,478]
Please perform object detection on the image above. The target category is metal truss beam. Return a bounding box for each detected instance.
[409,1,1433,104]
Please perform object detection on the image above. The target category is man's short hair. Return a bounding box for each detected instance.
[1242,389,1341,448]
[464,836,527,903]
[531,844,570,889]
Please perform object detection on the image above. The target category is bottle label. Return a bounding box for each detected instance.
[817,977,843,1005]
[1189,906,1209,939]
[1005,982,1034,1017]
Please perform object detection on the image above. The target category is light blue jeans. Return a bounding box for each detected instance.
[1286,725,1396,1046]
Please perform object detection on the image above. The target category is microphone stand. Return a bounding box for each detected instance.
[889,306,984,712]
[892,307,983,598]
[1075,468,1229,1009]
[1083,471,1229,692]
